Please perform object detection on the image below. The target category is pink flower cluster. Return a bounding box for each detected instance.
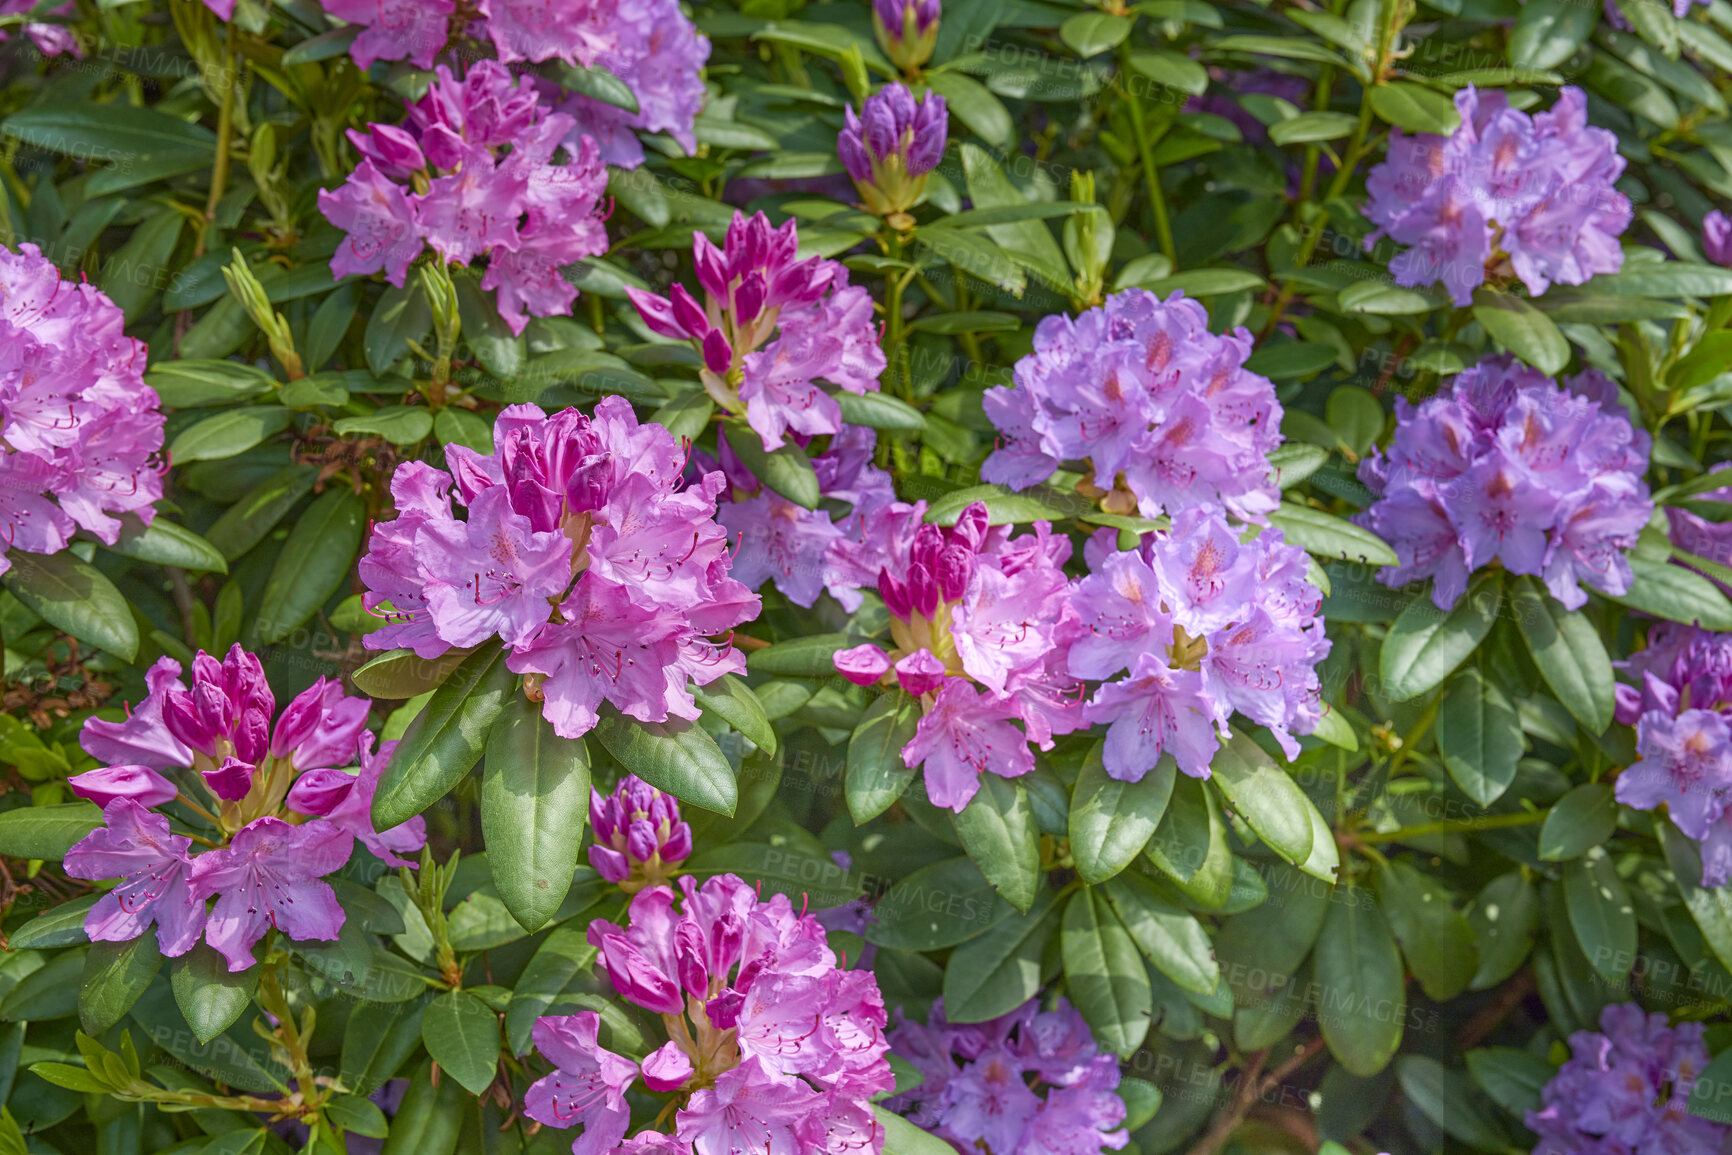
[1615,624,1732,888]
[318,61,608,333]
[1071,510,1330,782]
[832,501,1081,812]
[1364,86,1630,306]
[358,399,758,740]
[713,425,899,610]
[0,0,79,56]
[628,212,887,452]
[886,997,1129,1155]
[1527,1003,1725,1155]
[981,288,1284,523]
[588,774,691,893]
[63,646,424,972]
[0,243,165,576]
[524,873,892,1153]
[1356,356,1652,612]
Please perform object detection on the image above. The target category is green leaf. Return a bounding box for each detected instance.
[1512,576,1615,732]
[1,949,83,1020]
[1659,820,1732,975]
[1246,342,1340,381]
[650,390,714,443]
[10,896,96,949]
[1312,884,1405,1076]
[942,890,1061,1023]
[593,714,737,816]
[1267,110,1361,145]
[863,857,1011,951]
[421,991,498,1096]
[1539,783,1618,861]
[1060,11,1132,55]
[1,552,137,660]
[1510,0,1600,69]
[1,104,215,159]
[1379,572,1503,700]
[1268,502,1398,565]
[693,675,776,755]
[256,488,365,644]
[98,515,227,574]
[1369,81,1463,134]
[1207,731,1315,867]
[556,62,639,112]
[168,407,294,464]
[350,648,475,700]
[505,922,596,1054]
[1138,268,1268,297]
[1467,1046,1556,1117]
[1468,871,1541,990]
[1146,774,1232,906]
[721,422,820,509]
[171,944,258,1045]
[1564,850,1636,983]
[1397,1055,1508,1150]
[1590,263,1732,297]
[1069,745,1175,884]
[1377,860,1477,1001]
[1101,871,1219,995]
[365,283,432,373]
[1215,862,1330,986]
[145,360,276,408]
[379,1060,466,1155]
[1601,555,1732,629]
[877,1104,957,1155]
[923,71,1014,150]
[908,311,1022,335]
[482,696,591,934]
[1126,48,1209,95]
[0,802,102,860]
[846,690,921,823]
[434,407,495,452]
[836,391,926,430]
[372,647,517,831]
[203,464,319,561]
[323,1094,390,1139]
[749,633,876,677]
[953,775,1040,912]
[924,484,1078,526]
[1337,279,1450,315]
[1437,667,1524,806]
[78,935,162,1036]
[1473,288,1571,375]
[915,226,1027,296]
[1061,890,1151,1058]
[333,406,435,446]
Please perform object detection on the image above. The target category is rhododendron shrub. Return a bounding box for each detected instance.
[10,0,1732,1151]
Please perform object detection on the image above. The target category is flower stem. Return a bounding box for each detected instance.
[1356,808,1548,844]
[1118,54,1175,263]
[196,22,237,259]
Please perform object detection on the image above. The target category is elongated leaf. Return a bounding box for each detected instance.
[0,803,102,860]
[10,896,97,949]
[171,944,258,1045]
[721,422,819,509]
[1377,861,1477,1002]
[1512,576,1615,732]
[203,465,319,561]
[1539,783,1617,861]
[1564,850,1636,983]
[1379,572,1502,701]
[1207,731,1315,866]
[482,697,591,934]
[593,714,737,815]
[1659,820,1732,975]
[1146,774,1232,906]
[1313,885,1405,1076]
[1101,872,1219,995]
[373,648,517,831]
[1069,746,1174,884]
[1437,668,1524,806]
[1473,288,1571,374]
[349,648,474,700]
[748,633,869,676]
[79,935,162,1036]
[1061,890,1151,1058]
[1268,503,1398,565]
[942,891,1061,1023]
[953,775,1040,912]
[1510,0,1600,69]
[256,488,365,644]
[1603,555,1732,630]
[693,675,776,755]
[2,551,138,660]
[99,515,226,573]
[168,408,293,464]
[846,691,921,824]
[864,857,1010,952]
[422,991,499,1096]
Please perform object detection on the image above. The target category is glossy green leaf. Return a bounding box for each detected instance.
[373,647,518,831]
[256,487,365,644]
[953,775,1040,912]
[1069,745,1175,884]
[1512,576,1615,732]
[593,714,738,816]
[2,551,138,660]
[1061,890,1151,1058]
[482,696,591,934]
[1379,572,1503,701]
[845,690,922,824]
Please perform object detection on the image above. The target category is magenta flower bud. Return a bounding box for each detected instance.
[934,544,973,602]
[895,650,947,696]
[641,1041,694,1092]
[733,271,767,324]
[675,919,709,997]
[839,85,948,221]
[693,233,730,300]
[587,775,692,892]
[1706,210,1732,268]
[202,757,255,802]
[348,124,425,179]
[907,559,940,619]
[702,329,733,375]
[951,502,990,551]
[270,682,327,760]
[879,572,910,619]
[669,283,710,337]
[68,765,179,810]
[873,0,940,70]
[625,288,693,340]
[834,643,891,686]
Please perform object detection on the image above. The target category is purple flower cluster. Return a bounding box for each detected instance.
[1615,624,1732,887]
[1363,86,1630,306]
[840,83,948,220]
[981,288,1284,523]
[0,243,166,577]
[1665,463,1732,591]
[831,501,1081,812]
[1356,356,1653,612]
[873,0,940,71]
[1704,211,1732,268]
[1071,510,1330,781]
[628,212,887,452]
[358,399,758,740]
[886,997,1129,1155]
[713,424,899,610]
[0,0,78,56]
[318,61,608,333]
[1527,1003,1726,1155]
[524,873,892,1153]
[588,774,691,893]
[541,0,710,169]
[64,646,425,971]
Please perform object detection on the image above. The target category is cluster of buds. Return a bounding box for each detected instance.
[587,775,692,893]
[839,83,948,229]
[874,0,940,72]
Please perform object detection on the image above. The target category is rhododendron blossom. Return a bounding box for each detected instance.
[357,400,758,740]
[981,288,1284,523]
[524,873,892,1154]
[63,647,422,971]
[830,501,1080,811]
[1363,86,1630,305]
[0,243,165,575]
[1071,509,1330,780]
[840,83,948,220]
[589,774,691,892]
[886,997,1129,1155]
[627,212,887,452]
[319,61,608,332]
[1355,355,1653,611]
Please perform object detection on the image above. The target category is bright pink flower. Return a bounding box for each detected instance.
[317,161,424,287]
[67,765,178,809]
[286,733,428,868]
[191,817,353,972]
[523,1012,637,1155]
[64,801,204,957]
